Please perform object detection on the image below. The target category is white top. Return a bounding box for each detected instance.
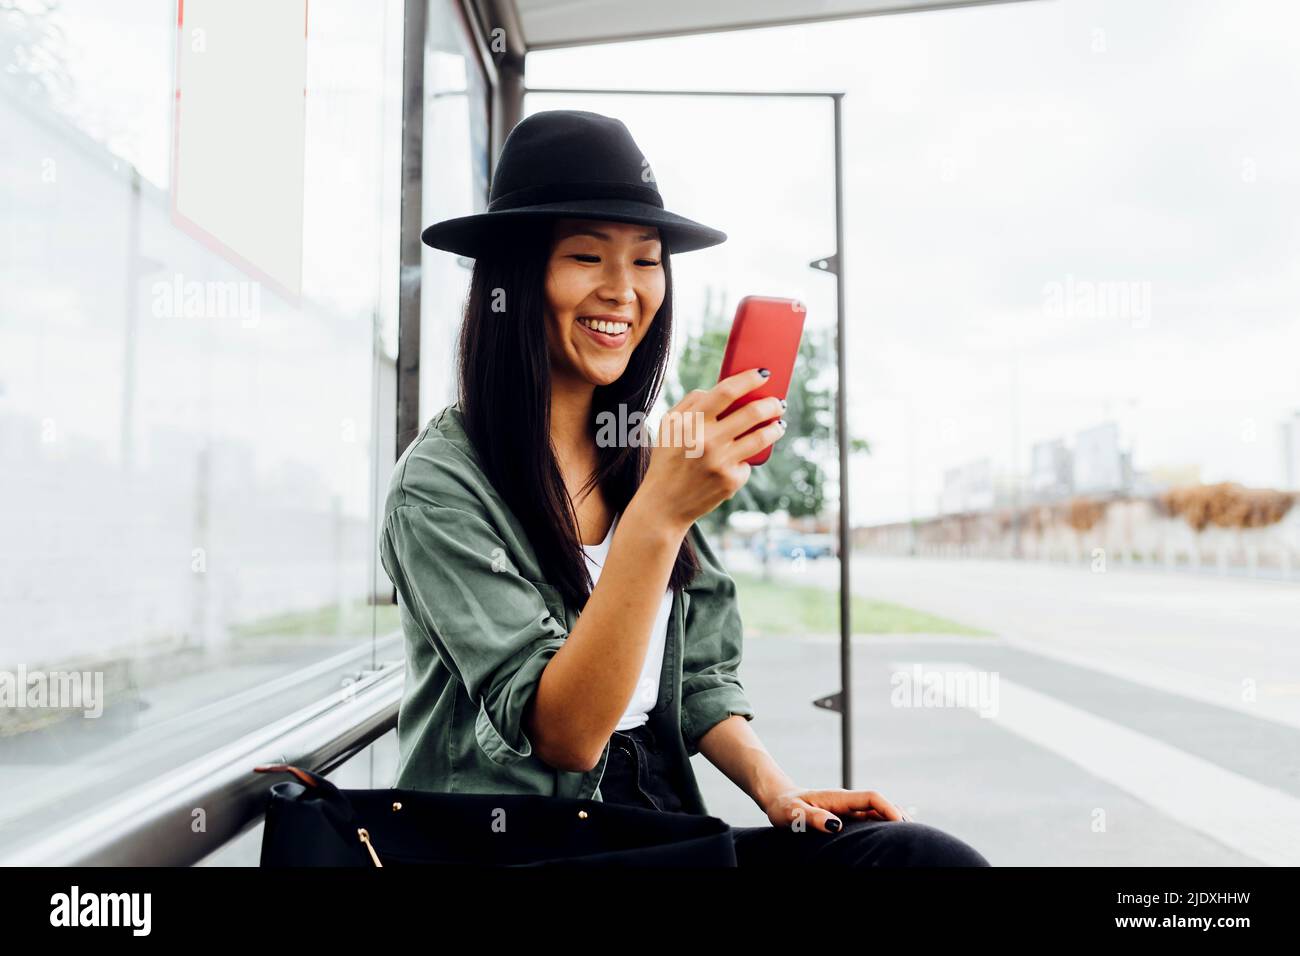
[581,511,672,731]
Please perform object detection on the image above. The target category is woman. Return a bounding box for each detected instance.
[380,109,989,867]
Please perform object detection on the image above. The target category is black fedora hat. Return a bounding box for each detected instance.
[420,109,727,258]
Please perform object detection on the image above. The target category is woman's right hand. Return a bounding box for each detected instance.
[633,368,787,533]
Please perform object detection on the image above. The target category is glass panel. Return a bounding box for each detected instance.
[837,0,1300,867]
[524,90,842,826]
[0,0,427,857]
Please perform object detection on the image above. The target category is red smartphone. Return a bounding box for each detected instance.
[716,295,807,466]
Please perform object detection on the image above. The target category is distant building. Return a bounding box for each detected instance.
[940,458,993,514]
[992,468,1026,509]
[1029,438,1072,501]
[1073,422,1129,494]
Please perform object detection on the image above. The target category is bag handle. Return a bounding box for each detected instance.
[253,764,384,866]
[253,763,332,790]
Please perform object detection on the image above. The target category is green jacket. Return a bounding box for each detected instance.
[378,403,756,817]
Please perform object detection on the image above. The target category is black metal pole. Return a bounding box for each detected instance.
[832,94,851,790]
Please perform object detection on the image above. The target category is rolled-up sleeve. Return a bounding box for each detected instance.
[380,502,567,765]
[679,523,755,757]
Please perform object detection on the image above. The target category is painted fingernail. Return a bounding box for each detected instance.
[826,817,842,832]
[758,368,771,377]
[779,399,787,409]
[778,419,787,429]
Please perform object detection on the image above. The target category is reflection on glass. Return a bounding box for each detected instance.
[0,0,445,856]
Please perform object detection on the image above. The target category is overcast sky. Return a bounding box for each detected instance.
[527,0,1300,524]
[17,0,1300,527]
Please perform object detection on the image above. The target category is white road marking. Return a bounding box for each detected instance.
[996,635,1300,733]
[889,660,1300,866]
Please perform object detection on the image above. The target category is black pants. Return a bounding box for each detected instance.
[603,722,991,867]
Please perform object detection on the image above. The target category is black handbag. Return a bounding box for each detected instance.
[253,764,738,867]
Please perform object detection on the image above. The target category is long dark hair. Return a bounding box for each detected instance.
[456,217,700,609]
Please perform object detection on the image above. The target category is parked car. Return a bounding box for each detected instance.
[752,531,837,561]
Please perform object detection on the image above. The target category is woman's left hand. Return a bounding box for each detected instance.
[761,786,910,832]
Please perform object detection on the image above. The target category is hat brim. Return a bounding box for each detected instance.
[420,198,726,259]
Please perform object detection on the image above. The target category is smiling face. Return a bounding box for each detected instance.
[543,217,666,388]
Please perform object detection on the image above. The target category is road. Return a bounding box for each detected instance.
[694,552,1300,865]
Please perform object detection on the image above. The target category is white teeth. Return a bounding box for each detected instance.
[581,318,629,335]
